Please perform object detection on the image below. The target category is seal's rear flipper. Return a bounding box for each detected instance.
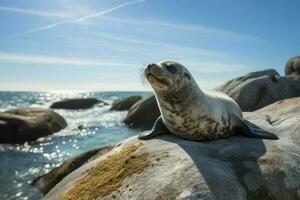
[138,116,169,140]
[233,116,279,140]
[246,127,278,140]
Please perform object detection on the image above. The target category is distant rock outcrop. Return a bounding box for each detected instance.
[44,97,300,200]
[0,108,67,143]
[110,96,142,111]
[32,145,114,194]
[285,56,300,76]
[123,94,160,129]
[216,69,300,111]
[50,98,108,110]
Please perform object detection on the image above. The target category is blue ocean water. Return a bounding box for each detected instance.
[0,91,148,200]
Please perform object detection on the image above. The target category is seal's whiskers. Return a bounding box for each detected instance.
[139,68,150,88]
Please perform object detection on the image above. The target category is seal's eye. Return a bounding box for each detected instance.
[184,72,190,80]
[165,65,177,74]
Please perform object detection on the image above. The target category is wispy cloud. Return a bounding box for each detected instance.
[0,52,138,67]
[0,52,246,74]
[7,0,147,39]
[61,32,223,58]
[0,5,72,18]
[76,0,146,22]
[179,60,247,73]
[101,16,260,41]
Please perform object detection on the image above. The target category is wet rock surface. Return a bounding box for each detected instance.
[110,96,142,111]
[50,98,108,110]
[123,94,160,129]
[0,108,67,143]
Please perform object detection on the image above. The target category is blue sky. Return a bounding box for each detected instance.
[0,0,299,91]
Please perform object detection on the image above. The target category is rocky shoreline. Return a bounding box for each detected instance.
[1,60,300,199]
[27,65,300,200]
[44,97,300,200]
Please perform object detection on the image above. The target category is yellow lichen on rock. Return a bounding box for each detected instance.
[61,143,150,200]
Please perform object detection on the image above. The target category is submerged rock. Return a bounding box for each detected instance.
[285,56,300,76]
[44,97,300,200]
[0,108,67,143]
[123,94,160,129]
[50,98,108,110]
[110,96,142,111]
[216,69,300,111]
[32,145,113,194]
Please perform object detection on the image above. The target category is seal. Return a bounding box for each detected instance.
[138,61,278,141]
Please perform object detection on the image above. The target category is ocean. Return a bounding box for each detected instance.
[0,91,148,200]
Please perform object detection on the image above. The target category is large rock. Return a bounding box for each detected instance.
[110,96,142,111]
[216,69,300,111]
[0,108,67,143]
[50,98,108,110]
[32,145,114,194]
[285,56,300,76]
[123,94,160,129]
[44,97,300,200]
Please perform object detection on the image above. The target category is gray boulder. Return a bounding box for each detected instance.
[216,69,300,111]
[123,94,160,129]
[110,96,142,111]
[0,108,67,143]
[285,56,300,76]
[32,145,113,194]
[44,97,300,200]
[50,98,108,110]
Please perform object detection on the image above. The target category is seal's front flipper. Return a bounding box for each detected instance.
[138,116,169,140]
[233,116,279,140]
[138,130,161,140]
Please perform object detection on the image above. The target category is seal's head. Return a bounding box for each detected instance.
[144,61,193,93]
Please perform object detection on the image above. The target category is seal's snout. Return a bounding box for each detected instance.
[145,63,161,78]
[145,63,154,75]
[147,63,156,70]
[145,62,170,91]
